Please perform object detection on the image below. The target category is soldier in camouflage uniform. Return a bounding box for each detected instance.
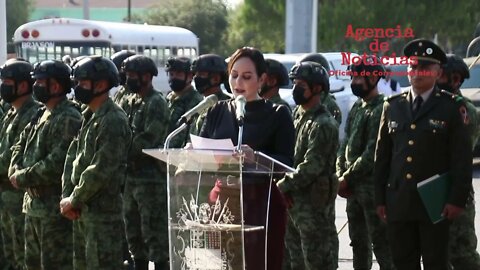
[437,54,480,270]
[111,50,136,111]
[336,57,394,270]
[122,55,170,270]
[0,59,40,270]
[277,62,339,270]
[60,56,132,270]
[8,60,82,270]
[261,58,292,113]
[189,54,231,136]
[297,53,342,124]
[165,57,203,148]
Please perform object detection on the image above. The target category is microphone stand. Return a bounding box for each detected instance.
[236,119,244,153]
[163,122,188,150]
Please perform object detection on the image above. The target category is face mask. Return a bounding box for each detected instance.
[33,85,51,103]
[74,85,94,104]
[351,83,368,98]
[169,78,187,92]
[259,84,274,97]
[292,85,311,105]
[126,78,142,93]
[0,84,17,103]
[194,76,212,94]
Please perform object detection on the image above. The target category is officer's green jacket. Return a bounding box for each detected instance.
[62,98,131,220]
[127,87,169,181]
[336,94,384,188]
[9,98,82,217]
[374,88,472,221]
[0,98,40,187]
[321,91,342,125]
[166,86,203,148]
[112,85,133,113]
[462,96,480,149]
[277,102,339,203]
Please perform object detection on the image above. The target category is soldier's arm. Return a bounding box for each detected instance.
[130,99,170,158]
[8,123,29,176]
[62,137,78,198]
[374,102,392,206]
[336,104,356,177]
[277,120,338,193]
[15,114,82,188]
[448,103,473,208]
[69,116,131,208]
[341,105,383,187]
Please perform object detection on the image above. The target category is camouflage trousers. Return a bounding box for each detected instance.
[284,196,338,270]
[24,214,73,270]
[123,179,168,263]
[346,183,395,270]
[449,195,480,270]
[73,217,123,270]
[0,191,25,270]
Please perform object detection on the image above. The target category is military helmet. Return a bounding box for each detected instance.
[289,61,330,92]
[348,55,385,78]
[265,58,289,87]
[32,60,73,90]
[191,54,227,74]
[72,56,119,87]
[122,55,158,77]
[444,54,470,82]
[0,58,33,83]
[70,56,88,69]
[111,50,136,71]
[297,53,330,73]
[165,57,191,73]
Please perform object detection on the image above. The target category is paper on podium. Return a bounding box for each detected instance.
[190,134,234,150]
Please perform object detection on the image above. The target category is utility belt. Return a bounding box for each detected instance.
[0,181,15,192]
[27,185,61,199]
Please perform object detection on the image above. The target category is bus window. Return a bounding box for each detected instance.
[177,48,184,56]
[172,47,178,56]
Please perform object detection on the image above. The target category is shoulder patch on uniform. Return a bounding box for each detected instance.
[459,105,469,125]
[386,92,407,102]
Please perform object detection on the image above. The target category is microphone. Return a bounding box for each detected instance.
[235,95,246,126]
[177,94,218,125]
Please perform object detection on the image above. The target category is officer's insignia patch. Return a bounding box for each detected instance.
[459,106,469,125]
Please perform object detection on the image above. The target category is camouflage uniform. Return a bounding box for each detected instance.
[9,98,82,269]
[189,90,231,136]
[0,97,40,270]
[277,103,339,270]
[112,85,134,113]
[62,98,132,270]
[336,94,395,270]
[123,87,170,266]
[166,86,203,148]
[449,96,480,270]
[321,91,342,125]
[269,93,292,114]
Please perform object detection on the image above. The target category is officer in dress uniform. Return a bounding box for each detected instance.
[374,39,472,270]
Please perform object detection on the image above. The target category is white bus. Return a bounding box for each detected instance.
[13,18,199,92]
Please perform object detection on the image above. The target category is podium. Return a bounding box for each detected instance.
[143,148,294,270]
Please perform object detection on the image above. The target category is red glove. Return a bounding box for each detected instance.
[337,179,353,199]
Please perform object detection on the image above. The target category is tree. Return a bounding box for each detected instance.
[226,0,480,56]
[6,0,33,44]
[132,0,229,56]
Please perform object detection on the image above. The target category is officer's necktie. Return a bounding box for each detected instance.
[413,96,423,116]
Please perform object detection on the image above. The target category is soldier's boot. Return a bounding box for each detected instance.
[134,259,149,270]
[154,261,169,270]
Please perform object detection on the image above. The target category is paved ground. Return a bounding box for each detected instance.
[148,161,480,269]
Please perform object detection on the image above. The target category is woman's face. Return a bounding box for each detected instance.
[229,57,265,102]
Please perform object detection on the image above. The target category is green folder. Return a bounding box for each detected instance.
[417,173,452,224]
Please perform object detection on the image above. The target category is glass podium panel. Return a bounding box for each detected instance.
[143,149,294,270]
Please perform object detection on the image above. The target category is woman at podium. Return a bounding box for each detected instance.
[199,47,295,270]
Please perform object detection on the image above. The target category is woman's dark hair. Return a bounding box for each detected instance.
[227,47,266,77]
